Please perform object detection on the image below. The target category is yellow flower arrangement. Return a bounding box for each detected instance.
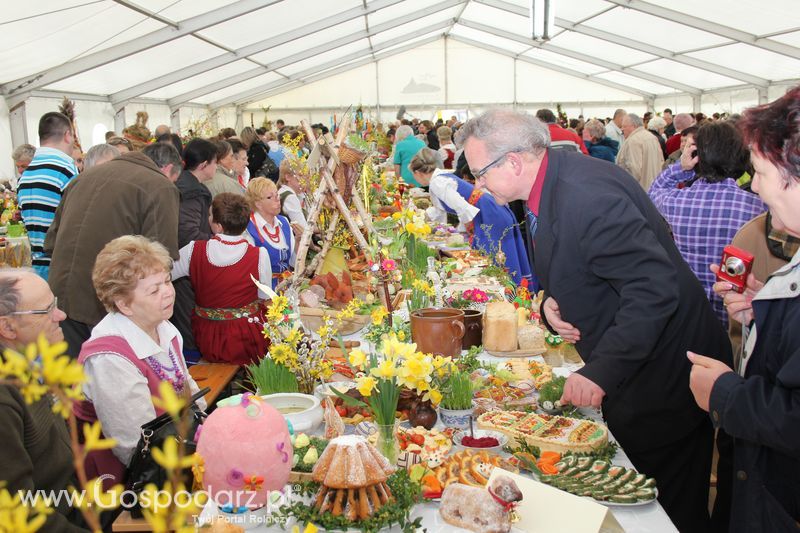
[370,306,388,325]
[348,348,367,369]
[0,487,52,533]
[355,375,377,397]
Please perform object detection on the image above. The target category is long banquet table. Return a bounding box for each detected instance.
[198,324,678,532]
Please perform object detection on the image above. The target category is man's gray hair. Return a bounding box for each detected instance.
[11,144,36,163]
[395,125,414,142]
[673,113,695,132]
[143,141,182,169]
[613,108,627,119]
[455,109,550,159]
[84,144,120,170]
[584,119,606,141]
[0,269,24,316]
[625,113,644,128]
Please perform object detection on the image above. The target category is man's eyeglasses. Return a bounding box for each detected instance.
[5,297,58,316]
[472,153,509,179]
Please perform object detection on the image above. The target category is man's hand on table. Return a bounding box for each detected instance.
[560,373,605,408]
[542,297,581,342]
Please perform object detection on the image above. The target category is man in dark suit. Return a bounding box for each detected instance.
[457,109,733,533]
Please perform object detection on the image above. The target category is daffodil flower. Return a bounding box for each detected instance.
[152,381,186,420]
[355,375,377,397]
[370,359,396,379]
[82,421,117,453]
[348,348,367,369]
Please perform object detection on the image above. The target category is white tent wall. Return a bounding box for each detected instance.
[0,98,14,181]
[24,97,115,151]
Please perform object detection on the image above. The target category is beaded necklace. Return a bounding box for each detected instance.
[144,343,186,394]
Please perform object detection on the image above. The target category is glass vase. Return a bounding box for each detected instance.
[375,421,400,466]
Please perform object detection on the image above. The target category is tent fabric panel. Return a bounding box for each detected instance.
[515,61,644,102]
[653,94,695,115]
[254,63,378,109]
[457,2,532,36]
[131,0,240,23]
[593,71,677,95]
[547,31,657,67]
[370,7,462,46]
[192,71,287,105]
[651,0,800,36]
[44,35,223,95]
[141,60,257,100]
[686,43,800,82]
[583,8,732,52]
[446,42,515,104]
[521,49,607,75]
[772,31,800,48]
[275,40,372,78]
[701,89,760,115]
[247,18,367,65]
[449,24,531,55]
[0,3,165,84]
[371,40,446,106]
[195,0,362,50]
[549,0,616,23]
[632,59,742,91]
[367,0,439,26]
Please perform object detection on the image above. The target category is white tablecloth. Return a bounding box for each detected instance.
[198,326,678,532]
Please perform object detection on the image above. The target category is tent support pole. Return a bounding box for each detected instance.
[692,94,701,114]
[444,35,449,108]
[758,87,768,105]
[375,61,381,120]
[114,107,126,135]
[513,59,518,111]
[170,108,181,135]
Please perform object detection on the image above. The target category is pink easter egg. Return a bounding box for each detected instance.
[196,393,292,508]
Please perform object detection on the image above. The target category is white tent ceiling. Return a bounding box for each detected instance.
[3,0,800,106]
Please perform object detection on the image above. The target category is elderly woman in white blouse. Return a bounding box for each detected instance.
[75,236,205,485]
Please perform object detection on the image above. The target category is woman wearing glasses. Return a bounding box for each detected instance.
[409,148,532,285]
[75,236,205,489]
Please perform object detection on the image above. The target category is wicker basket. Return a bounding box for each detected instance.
[338,144,366,165]
[299,306,370,335]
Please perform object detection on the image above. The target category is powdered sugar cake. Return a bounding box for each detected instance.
[312,435,395,489]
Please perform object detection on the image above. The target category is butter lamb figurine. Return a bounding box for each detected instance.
[439,474,523,533]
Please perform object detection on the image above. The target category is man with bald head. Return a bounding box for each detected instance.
[665,113,696,155]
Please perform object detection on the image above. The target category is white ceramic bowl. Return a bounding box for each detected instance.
[260,393,323,433]
[452,429,508,452]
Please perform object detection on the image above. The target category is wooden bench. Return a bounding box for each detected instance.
[188,362,240,406]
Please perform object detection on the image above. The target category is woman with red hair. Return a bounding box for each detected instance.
[688,86,800,532]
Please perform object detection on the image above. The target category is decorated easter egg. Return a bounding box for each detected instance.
[195,393,292,508]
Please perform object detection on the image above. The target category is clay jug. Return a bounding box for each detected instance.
[462,309,484,349]
[410,308,465,358]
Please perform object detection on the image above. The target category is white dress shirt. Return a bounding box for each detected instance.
[425,169,480,231]
[82,313,206,466]
[171,233,272,299]
[278,185,308,228]
[244,211,297,267]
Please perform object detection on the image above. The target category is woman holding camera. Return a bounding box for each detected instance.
[648,121,765,327]
[688,86,800,532]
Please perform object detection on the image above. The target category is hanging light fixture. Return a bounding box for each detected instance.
[530,0,555,41]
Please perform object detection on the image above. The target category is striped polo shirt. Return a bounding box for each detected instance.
[17,146,78,278]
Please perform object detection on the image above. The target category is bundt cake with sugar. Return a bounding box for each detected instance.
[311,435,397,520]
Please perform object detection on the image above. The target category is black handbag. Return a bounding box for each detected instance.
[126,387,209,517]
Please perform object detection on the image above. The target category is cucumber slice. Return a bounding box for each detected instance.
[609,494,637,504]
[634,488,656,501]
[575,457,592,470]
[642,478,657,489]
[617,470,636,484]
[630,473,647,486]
[606,466,625,478]
[590,460,610,474]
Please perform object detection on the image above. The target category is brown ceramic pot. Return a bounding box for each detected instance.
[462,308,484,350]
[410,308,465,358]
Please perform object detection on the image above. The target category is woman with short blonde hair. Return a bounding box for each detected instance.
[77,235,205,488]
[244,177,297,287]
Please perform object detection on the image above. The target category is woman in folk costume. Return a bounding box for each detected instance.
[244,177,299,287]
[410,148,532,285]
[171,193,271,365]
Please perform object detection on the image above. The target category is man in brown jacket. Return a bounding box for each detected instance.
[45,143,183,357]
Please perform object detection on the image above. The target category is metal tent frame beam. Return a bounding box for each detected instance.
[210,24,451,109]
[0,0,280,97]
[474,0,770,88]
[457,19,700,94]
[448,35,653,99]
[167,0,462,108]
[605,0,800,60]
[110,0,413,106]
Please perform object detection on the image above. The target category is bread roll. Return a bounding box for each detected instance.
[518,324,546,351]
[483,301,518,351]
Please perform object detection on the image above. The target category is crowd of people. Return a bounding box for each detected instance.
[1,86,799,532]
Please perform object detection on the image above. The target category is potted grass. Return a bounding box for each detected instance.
[247,357,298,395]
[438,370,474,429]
